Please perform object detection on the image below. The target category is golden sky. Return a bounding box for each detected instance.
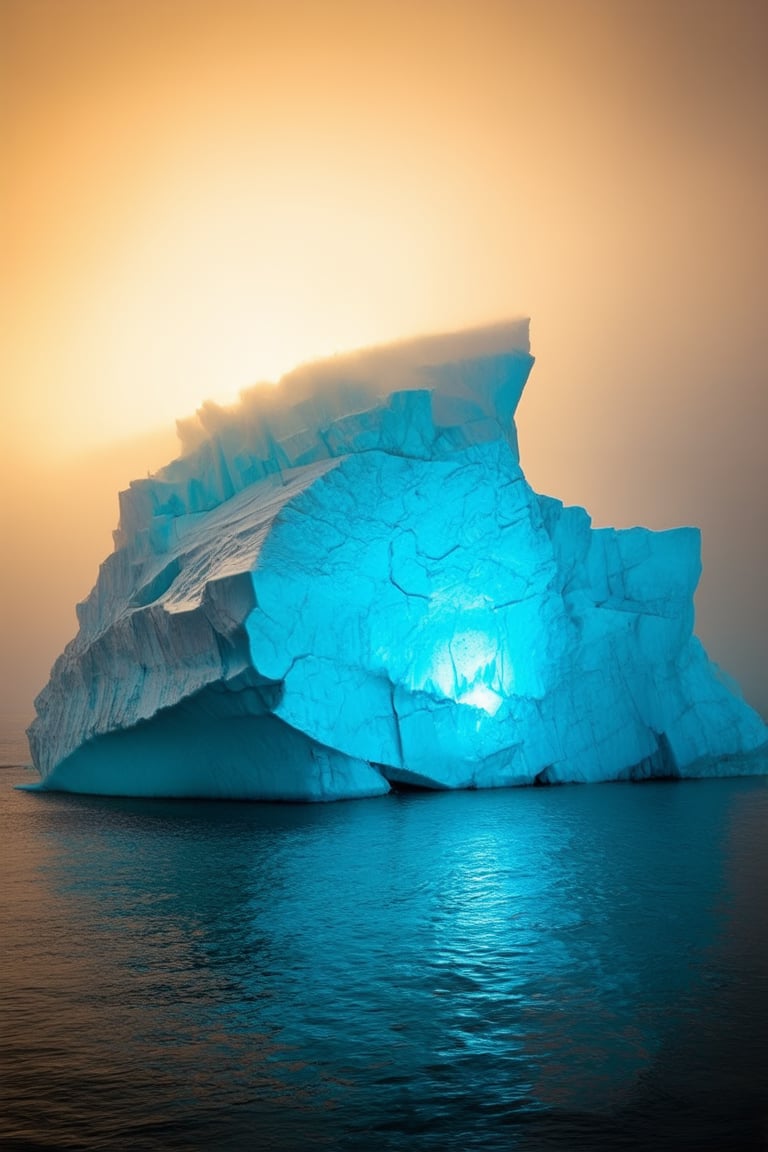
[1,0,767,716]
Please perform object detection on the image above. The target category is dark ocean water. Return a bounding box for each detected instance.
[2,714,767,1151]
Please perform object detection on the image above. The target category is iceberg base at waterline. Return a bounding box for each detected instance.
[27,321,768,800]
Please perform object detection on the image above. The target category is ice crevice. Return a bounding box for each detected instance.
[27,319,768,799]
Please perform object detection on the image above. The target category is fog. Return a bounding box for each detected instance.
[1,0,766,720]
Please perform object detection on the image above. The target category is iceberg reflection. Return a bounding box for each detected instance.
[7,776,759,1151]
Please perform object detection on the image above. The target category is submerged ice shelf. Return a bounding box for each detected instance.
[28,320,767,800]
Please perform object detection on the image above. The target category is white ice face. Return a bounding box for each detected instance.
[27,321,768,800]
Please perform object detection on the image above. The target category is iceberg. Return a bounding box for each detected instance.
[27,320,767,800]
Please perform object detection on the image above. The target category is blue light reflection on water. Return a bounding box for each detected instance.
[1,773,767,1150]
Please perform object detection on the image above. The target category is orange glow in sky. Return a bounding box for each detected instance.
[1,0,767,715]
[3,0,542,453]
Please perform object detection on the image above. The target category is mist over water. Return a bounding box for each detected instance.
[0,713,31,769]
[2,737,767,1150]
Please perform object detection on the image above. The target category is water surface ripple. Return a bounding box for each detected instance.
[2,772,767,1150]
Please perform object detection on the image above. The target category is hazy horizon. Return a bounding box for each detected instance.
[1,0,766,721]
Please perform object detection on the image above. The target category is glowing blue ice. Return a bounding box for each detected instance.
[28,321,767,799]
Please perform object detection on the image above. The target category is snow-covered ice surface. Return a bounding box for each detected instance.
[27,321,768,799]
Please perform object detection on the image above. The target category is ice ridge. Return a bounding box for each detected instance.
[27,320,767,799]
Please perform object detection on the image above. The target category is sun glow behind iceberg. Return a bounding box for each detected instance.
[27,320,768,800]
